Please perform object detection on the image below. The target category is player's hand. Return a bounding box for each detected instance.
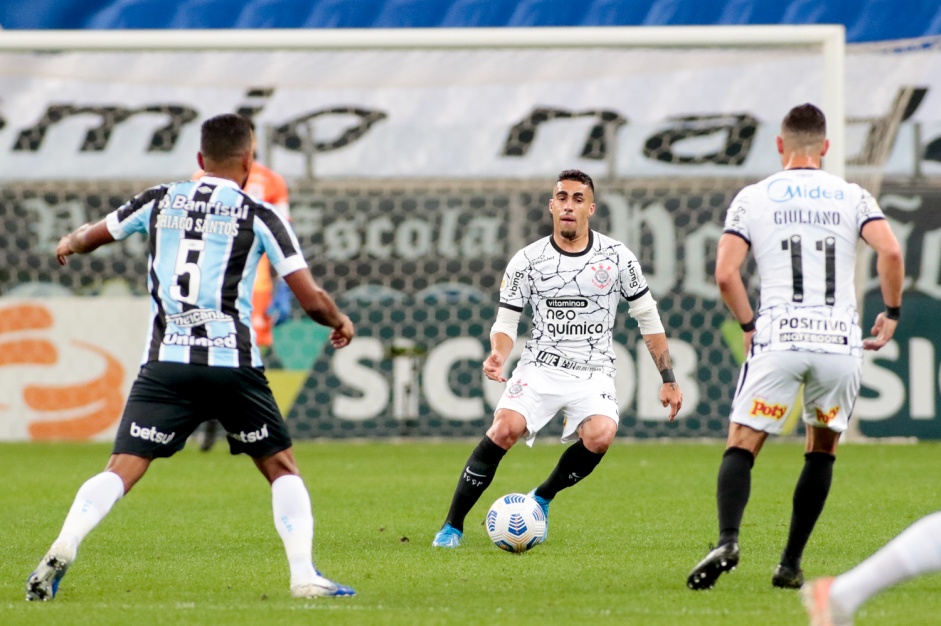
[743,328,756,355]
[863,312,897,351]
[482,351,507,383]
[330,314,354,349]
[55,234,74,265]
[660,382,683,422]
[56,224,91,265]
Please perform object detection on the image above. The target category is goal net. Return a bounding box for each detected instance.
[8,26,921,442]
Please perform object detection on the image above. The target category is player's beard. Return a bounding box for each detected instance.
[558,224,577,240]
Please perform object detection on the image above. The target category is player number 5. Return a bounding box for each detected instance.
[170,239,205,304]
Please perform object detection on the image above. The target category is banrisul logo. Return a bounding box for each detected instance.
[767,178,845,203]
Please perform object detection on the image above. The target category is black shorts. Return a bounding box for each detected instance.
[112,361,292,459]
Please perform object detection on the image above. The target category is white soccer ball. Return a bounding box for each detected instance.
[486,493,547,553]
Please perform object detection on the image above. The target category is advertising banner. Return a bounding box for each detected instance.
[0,42,940,180]
[3,180,937,440]
[0,298,148,441]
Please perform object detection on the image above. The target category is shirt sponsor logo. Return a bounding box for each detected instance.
[778,318,849,332]
[546,298,588,309]
[814,405,840,424]
[166,309,231,328]
[502,271,524,294]
[170,193,248,219]
[535,350,603,372]
[162,333,237,348]
[129,421,176,444]
[227,423,270,443]
[749,399,788,420]
[778,332,848,345]
[767,179,846,203]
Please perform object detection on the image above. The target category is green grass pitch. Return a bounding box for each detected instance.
[2,440,940,625]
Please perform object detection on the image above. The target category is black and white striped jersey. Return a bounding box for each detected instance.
[499,230,650,377]
[105,176,307,368]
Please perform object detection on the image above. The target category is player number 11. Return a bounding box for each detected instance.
[781,235,837,306]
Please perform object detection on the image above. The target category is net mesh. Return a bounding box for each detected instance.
[5,34,899,441]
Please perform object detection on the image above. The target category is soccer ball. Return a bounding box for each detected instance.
[486,493,547,553]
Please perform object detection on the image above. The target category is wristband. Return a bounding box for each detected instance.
[740,316,756,332]
[885,306,900,321]
[660,369,676,384]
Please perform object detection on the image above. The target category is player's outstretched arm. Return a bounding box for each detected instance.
[641,333,683,422]
[56,220,115,265]
[861,219,904,351]
[282,269,354,349]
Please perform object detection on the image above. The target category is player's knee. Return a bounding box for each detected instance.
[487,412,526,448]
[580,416,617,453]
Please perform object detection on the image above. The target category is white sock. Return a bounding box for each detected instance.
[831,511,941,613]
[271,474,317,585]
[54,471,125,557]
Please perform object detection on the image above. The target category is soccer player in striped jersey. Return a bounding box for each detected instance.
[26,114,356,601]
[687,104,904,591]
[432,169,684,548]
[193,119,292,451]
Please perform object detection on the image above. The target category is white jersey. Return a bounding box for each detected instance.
[499,230,650,377]
[723,168,886,355]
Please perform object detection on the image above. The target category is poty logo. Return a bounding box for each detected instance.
[767,179,845,203]
[814,406,840,424]
[130,421,176,444]
[749,399,788,420]
[227,423,269,443]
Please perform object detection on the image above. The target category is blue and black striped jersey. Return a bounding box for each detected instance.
[105,176,307,368]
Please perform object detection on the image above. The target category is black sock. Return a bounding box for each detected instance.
[781,451,835,569]
[535,439,605,500]
[443,436,507,532]
[717,447,755,546]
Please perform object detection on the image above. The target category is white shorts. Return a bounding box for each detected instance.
[495,363,619,447]
[730,350,862,435]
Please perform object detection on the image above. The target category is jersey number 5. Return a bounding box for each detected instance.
[781,235,836,305]
[170,239,205,304]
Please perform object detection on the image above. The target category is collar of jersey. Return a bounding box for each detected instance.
[550,229,594,257]
[197,175,242,189]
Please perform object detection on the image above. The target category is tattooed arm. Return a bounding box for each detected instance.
[642,333,683,422]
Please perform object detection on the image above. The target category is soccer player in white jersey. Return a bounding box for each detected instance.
[802,511,941,625]
[26,114,356,601]
[687,104,904,591]
[432,169,684,548]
